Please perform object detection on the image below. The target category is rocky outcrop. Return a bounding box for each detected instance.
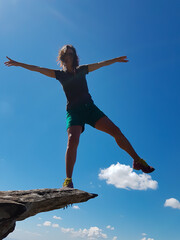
[0,188,98,239]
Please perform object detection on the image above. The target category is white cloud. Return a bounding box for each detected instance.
[164,198,180,209]
[99,163,158,190]
[61,226,107,239]
[53,215,62,220]
[42,220,60,228]
[61,227,74,233]
[141,238,154,240]
[43,221,51,227]
[142,233,147,236]
[52,223,59,228]
[72,205,80,210]
[112,237,117,240]
[106,225,114,230]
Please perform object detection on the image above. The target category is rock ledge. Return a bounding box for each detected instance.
[0,188,98,239]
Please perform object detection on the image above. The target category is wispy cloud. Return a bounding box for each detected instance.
[112,237,117,240]
[106,225,114,230]
[164,198,180,209]
[99,163,158,190]
[49,8,69,24]
[48,7,78,32]
[61,226,107,239]
[142,233,147,236]
[53,215,62,220]
[41,221,60,228]
[141,233,154,240]
[72,205,80,210]
[52,223,59,228]
[9,228,41,238]
[141,238,154,240]
[61,227,74,233]
[43,221,51,226]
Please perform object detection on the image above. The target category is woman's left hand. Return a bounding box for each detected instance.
[116,56,129,62]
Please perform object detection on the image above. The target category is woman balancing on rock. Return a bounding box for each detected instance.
[5,45,155,188]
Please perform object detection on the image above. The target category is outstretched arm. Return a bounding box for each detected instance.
[4,57,56,78]
[88,56,129,72]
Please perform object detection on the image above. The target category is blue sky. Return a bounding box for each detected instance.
[1,0,180,239]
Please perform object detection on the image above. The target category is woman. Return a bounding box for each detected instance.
[4,44,155,188]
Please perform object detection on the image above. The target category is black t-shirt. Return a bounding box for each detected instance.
[55,65,93,110]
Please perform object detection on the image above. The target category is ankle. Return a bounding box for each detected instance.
[134,157,141,162]
[66,177,72,180]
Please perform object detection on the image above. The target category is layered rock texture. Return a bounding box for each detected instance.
[0,188,98,239]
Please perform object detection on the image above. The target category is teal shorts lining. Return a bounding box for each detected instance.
[66,103,106,133]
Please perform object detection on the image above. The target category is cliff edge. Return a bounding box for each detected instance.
[0,188,98,239]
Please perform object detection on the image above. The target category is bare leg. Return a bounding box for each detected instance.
[65,126,82,178]
[95,116,140,161]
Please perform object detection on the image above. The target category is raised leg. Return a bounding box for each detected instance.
[95,116,140,161]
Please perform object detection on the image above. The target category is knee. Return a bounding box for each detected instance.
[112,126,123,139]
[67,133,80,149]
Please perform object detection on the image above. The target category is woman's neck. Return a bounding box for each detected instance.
[63,64,74,73]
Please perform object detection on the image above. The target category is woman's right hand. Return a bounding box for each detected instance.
[4,56,20,67]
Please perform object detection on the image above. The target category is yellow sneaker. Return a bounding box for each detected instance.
[63,178,74,188]
[133,158,155,173]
